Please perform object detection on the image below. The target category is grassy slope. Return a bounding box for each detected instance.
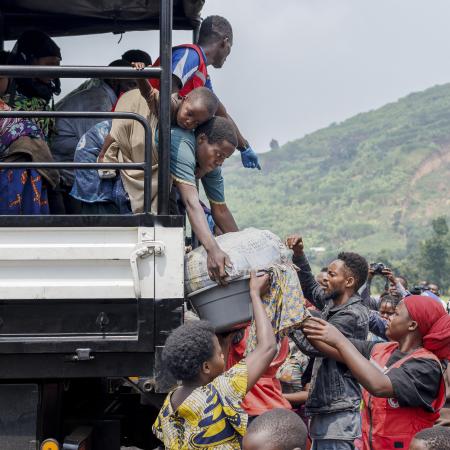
[221,83,450,261]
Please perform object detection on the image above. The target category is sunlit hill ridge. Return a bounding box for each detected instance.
[222,83,450,262]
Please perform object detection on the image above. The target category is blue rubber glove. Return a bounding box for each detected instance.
[240,145,261,170]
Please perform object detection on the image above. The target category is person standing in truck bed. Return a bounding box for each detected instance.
[150,15,261,171]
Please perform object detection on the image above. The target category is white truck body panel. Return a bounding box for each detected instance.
[155,226,185,299]
[0,226,184,300]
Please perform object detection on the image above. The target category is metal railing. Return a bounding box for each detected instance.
[0,0,173,216]
[0,110,153,212]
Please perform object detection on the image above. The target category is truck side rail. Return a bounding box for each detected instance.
[0,110,153,212]
[0,0,173,213]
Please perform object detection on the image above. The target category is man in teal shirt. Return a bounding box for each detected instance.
[170,116,238,285]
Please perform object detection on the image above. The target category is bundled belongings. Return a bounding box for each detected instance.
[185,228,292,294]
[186,228,309,334]
[0,98,59,214]
[245,263,310,354]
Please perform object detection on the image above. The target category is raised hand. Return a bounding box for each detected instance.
[207,246,232,286]
[249,271,270,297]
[285,234,304,257]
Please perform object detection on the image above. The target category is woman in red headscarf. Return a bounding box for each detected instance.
[302,295,449,450]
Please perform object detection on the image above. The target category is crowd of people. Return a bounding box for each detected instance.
[155,236,450,450]
[0,15,262,282]
[1,14,450,450]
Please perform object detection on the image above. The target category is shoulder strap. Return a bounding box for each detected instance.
[370,342,399,368]
[173,44,206,65]
[387,347,441,371]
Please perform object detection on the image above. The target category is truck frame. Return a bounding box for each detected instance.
[0,1,204,448]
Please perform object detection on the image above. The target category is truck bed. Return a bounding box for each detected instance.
[0,214,184,379]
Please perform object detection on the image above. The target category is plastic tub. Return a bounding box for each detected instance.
[187,277,253,333]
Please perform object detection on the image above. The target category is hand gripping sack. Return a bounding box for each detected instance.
[185,228,293,294]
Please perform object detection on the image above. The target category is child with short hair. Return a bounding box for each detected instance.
[97,64,218,174]
[134,63,220,130]
[378,294,398,320]
[242,408,308,450]
[409,426,450,450]
[97,65,219,212]
[152,272,277,449]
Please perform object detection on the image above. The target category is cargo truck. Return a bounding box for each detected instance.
[0,1,205,448]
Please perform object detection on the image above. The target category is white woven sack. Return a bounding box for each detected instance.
[185,228,293,294]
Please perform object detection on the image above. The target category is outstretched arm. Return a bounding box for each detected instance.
[360,274,380,311]
[97,134,116,162]
[137,78,154,105]
[244,272,277,392]
[216,101,247,149]
[131,62,160,114]
[210,202,238,234]
[177,182,231,286]
[286,235,327,310]
[283,389,309,406]
[290,329,344,361]
[303,318,394,397]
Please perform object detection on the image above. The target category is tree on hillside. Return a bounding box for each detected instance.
[270,139,280,151]
[418,216,450,291]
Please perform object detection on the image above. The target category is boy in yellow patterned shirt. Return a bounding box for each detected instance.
[153,272,277,449]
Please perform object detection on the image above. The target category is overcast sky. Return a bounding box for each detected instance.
[6,0,450,151]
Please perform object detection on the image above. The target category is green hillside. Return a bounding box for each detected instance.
[221,83,450,265]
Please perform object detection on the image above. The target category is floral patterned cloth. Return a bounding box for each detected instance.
[1,93,54,140]
[0,98,50,214]
[0,99,43,155]
[245,263,310,354]
[153,361,248,449]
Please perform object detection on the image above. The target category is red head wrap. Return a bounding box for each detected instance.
[403,295,450,361]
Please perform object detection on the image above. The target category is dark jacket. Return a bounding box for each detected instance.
[293,254,369,415]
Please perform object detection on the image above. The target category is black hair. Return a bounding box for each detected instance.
[10,30,61,62]
[8,31,61,101]
[198,15,233,46]
[413,426,450,450]
[108,59,132,67]
[162,320,216,382]
[122,49,152,66]
[381,289,402,303]
[247,408,308,450]
[379,294,400,309]
[195,116,238,148]
[337,252,369,292]
[187,87,219,116]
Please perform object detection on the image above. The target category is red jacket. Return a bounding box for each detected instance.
[150,44,208,97]
[361,342,445,450]
[227,327,291,416]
